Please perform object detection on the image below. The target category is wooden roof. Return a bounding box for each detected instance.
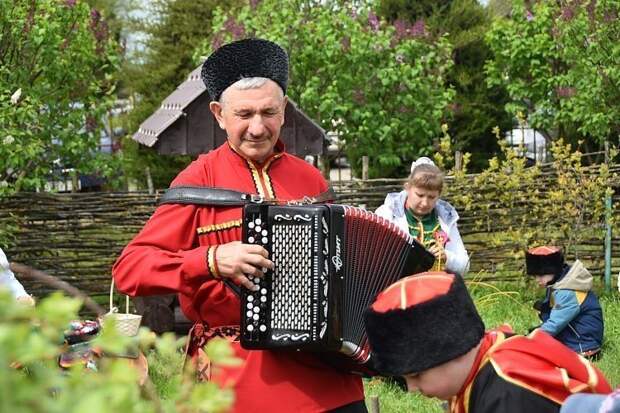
[133,66,325,157]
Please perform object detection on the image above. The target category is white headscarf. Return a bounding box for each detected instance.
[0,247,10,271]
[410,157,436,174]
[0,247,29,298]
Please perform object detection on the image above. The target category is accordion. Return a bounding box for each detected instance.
[240,203,435,372]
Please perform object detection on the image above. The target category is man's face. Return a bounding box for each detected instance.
[210,80,287,163]
[403,360,466,400]
[535,274,554,287]
[405,185,440,217]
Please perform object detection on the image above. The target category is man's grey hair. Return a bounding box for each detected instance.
[219,77,284,106]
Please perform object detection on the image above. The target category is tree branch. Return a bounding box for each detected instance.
[9,262,106,316]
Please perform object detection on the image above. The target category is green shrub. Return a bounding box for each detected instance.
[0,291,236,413]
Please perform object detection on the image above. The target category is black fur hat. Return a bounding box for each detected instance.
[525,246,564,276]
[364,272,485,377]
[201,38,289,101]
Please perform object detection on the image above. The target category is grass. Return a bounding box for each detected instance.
[147,280,620,412]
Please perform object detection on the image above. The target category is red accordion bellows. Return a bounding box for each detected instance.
[240,204,435,374]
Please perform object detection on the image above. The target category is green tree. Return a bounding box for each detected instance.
[376,0,453,21]
[196,0,454,178]
[376,0,514,170]
[0,0,119,194]
[485,0,620,152]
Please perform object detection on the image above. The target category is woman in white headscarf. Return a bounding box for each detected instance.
[375,157,469,275]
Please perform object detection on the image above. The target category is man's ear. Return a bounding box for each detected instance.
[280,95,288,127]
[209,101,225,130]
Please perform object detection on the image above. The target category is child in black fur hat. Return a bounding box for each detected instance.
[526,246,604,358]
[364,271,611,413]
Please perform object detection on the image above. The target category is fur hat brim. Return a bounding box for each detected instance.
[201,38,289,101]
[364,275,484,376]
[526,248,564,276]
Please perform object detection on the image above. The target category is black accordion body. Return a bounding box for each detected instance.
[240,203,435,372]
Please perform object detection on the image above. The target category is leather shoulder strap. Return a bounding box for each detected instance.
[159,186,256,206]
[158,185,336,206]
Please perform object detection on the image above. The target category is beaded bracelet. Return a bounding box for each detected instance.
[212,245,221,278]
[207,245,221,278]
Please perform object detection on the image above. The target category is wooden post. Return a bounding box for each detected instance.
[537,146,545,164]
[318,154,331,181]
[455,151,463,171]
[362,156,369,180]
[146,166,154,195]
[71,169,78,193]
[368,395,380,413]
[604,141,612,291]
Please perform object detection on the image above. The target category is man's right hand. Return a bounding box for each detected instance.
[214,241,274,291]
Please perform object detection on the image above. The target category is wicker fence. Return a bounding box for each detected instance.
[333,168,620,281]
[1,166,619,298]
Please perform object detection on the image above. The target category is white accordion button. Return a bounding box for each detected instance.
[248,236,255,243]
[247,324,254,331]
[259,325,267,332]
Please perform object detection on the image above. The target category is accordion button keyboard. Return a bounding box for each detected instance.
[243,212,274,341]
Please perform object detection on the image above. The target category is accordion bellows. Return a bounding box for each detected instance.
[240,204,435,372]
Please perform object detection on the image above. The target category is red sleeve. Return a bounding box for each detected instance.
[112,204,211,297]
[112,159,212,297]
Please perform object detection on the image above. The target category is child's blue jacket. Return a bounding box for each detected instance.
[539,260,604,353]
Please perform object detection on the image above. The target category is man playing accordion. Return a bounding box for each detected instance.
[112,38,366,412]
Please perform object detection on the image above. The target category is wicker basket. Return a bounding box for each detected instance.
[101,279,142,337]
